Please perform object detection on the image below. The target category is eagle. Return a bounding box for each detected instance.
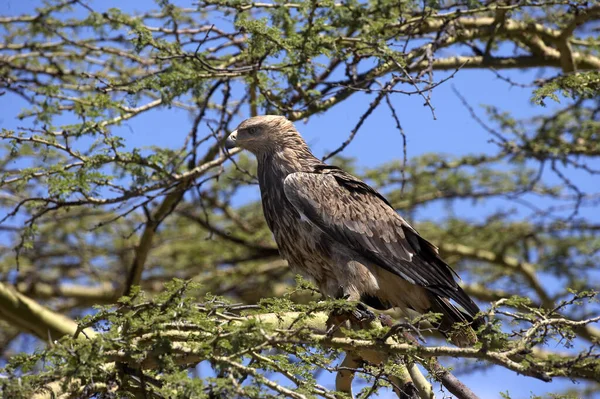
[225,115,482,346]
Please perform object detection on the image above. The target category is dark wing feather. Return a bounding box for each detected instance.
[283,169,479,318]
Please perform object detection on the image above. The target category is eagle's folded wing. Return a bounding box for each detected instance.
[283,170,479,318]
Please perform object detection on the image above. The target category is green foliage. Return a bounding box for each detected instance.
[533,71,600,106]
[2,281,598,398]
[0,281,349,398]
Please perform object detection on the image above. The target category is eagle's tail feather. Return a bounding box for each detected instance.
[427,294,482,347]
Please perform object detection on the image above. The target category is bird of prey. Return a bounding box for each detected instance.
[225,115,482,346]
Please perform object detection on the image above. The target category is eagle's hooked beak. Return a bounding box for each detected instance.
[225,130,238,149]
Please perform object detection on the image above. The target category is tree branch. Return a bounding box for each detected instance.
[0,281,95,341]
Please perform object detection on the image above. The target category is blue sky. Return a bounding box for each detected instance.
[1,1,599,398]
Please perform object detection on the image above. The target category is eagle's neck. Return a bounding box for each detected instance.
[258,147,320,177]
[257,147,321,194]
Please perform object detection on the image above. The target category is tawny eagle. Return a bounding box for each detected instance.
[226,115,481,346]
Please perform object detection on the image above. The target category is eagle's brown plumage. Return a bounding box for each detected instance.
[226,115,482,346]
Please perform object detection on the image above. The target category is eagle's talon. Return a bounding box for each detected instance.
[353,303,376,323]
[381,321,426,344]
[326,303,376,334]
[325,323,338,338]
[326,313,349,338]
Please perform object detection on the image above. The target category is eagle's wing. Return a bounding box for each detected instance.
[283,168,479,317]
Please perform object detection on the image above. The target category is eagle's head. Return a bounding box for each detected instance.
[225,115,306,155]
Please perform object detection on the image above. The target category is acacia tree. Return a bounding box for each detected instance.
[0,0,599,398]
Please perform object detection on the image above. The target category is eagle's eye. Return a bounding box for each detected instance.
[247,127,258,135]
